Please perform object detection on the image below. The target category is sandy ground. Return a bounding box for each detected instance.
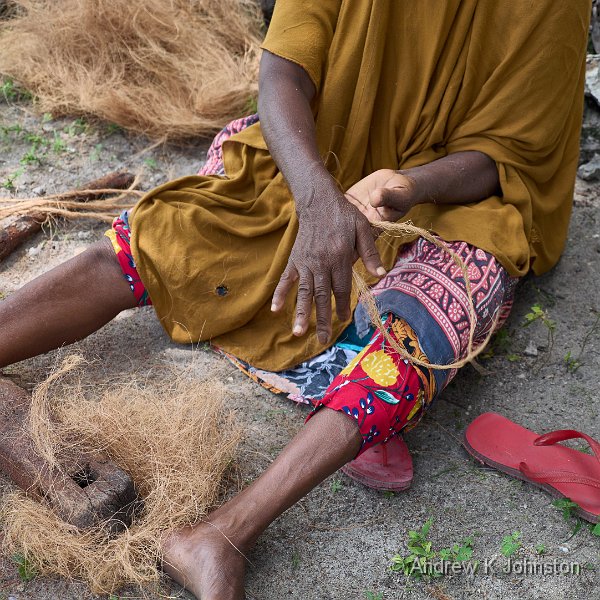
[0,99,599,600]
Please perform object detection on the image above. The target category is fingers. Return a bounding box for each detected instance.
[271,263,298,312]
[356,221,386,278]
[332,265,352,323]
[313,271,333,344]
[293,268,314,337]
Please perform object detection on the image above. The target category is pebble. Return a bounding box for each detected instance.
[523,340,538,357]
[517,373,527,380]
[559,545,569,553]
[577,154,600,181]
[32,184,46,196]
[77,231,93,240]
[27,244,42,257]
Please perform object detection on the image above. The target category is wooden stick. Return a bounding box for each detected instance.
[0,171,136,262]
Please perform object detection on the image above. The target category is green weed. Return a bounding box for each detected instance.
[535,543,546,555]
[52,132,66,153]
[12,553,38,583]
[500,531,521,557]
[1,77,18,101]
[144,157,159,170]
[1,167,25,191]
[522,303,555,367]
[364,592,384,600]
[389,518,475,580]
[563,311,600,374]
[330,478,343,493]
[90,142,103,162]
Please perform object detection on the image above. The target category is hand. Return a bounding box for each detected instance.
[344,169,419,223]
[271,179,386,344]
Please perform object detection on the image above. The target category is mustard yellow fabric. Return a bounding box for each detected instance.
[130,0,589,371]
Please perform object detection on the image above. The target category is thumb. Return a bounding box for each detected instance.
[370,187,412,213]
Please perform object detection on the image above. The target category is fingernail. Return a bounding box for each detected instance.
[376,267,387,277]
[271,303,277,312]
[293,325,303,335]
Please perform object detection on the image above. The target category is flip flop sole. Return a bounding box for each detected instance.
[463,434,599,524]
[464,413,600,524]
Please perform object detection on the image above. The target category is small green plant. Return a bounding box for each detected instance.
[364,592,384,600]
[12,553,38,583]
[506,353,520,362]
[500,531,521,557]
[439,537,474,562]
[383,490,395,499]
[1,77,18,101]
[522,303,556,366]
[591,523,600,537]
[52,132,66,153]
[330,478,343,493]
[552,498,580,520]
[291,551,301,570]
[390,518,475,580]
[552,497,586,539]
[1,167,25,191]
[144,157,159,170]
[65,117,89,136]
[535,543,546,555]
[90,142,103,162]
[563,350,582,373]
[563,311,600,374]
[105,122,122,135]
[523,303,556,330]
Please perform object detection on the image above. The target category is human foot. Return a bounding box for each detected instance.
[161,521,248,600]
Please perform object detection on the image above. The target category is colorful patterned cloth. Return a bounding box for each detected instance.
[105,211,152,307]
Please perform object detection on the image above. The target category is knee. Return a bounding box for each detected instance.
[89,237,121,274]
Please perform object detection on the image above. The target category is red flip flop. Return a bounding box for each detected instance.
[341,435,413,492]
[464,413,600,523]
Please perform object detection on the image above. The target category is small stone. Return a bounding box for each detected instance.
[523,340,538,357]
[32,185,46,196]
[577,154,600,181]
[559,545,569,553]
[517,373,527,380]
[226,376,234,383]
[27,244,42,257]
[77,231,92,240]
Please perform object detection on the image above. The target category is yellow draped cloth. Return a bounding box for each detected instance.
[130,0,589,371]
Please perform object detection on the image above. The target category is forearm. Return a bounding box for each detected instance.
[400,151,501,206]
[258,50,336,210]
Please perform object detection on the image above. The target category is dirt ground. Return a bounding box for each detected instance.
[0,97,599,600]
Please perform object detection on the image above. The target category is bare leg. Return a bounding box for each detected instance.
[162,408,362,600]
[0,237,136,368]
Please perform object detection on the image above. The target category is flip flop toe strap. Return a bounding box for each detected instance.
[533,429,600,461]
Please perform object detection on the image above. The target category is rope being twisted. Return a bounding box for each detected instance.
[353,220,499,372]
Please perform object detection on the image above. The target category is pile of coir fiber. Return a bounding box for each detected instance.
[0,0,263,139]
[0,355,240,594]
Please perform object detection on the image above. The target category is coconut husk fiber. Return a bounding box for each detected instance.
[0,0,263,139]
[0,355,241,595]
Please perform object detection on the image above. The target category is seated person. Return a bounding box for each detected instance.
[0,1,589,598]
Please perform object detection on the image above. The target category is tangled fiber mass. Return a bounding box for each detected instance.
[0,0,264,139]
[0,356,240,594]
